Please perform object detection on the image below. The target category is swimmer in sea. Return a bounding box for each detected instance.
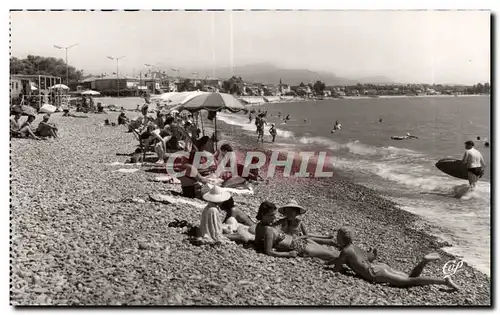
[379,118,383,123]
[477,136,490,147]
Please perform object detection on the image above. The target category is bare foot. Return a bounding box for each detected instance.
[423,252,441,262]
[444,277,460,291]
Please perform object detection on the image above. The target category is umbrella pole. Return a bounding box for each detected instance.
[200,113,205,136]
[214,112,218,151]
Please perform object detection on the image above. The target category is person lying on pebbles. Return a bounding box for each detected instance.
[219,196,256,243]
[274,199,378,261]
[254,201,338,260]
[327,227,460,291]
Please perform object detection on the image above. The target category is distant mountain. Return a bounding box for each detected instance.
[187,63,393,86]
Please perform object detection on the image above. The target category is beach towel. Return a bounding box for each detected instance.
[114,168,139,173]
[106,161,142,166]
[39,104,57,114]
[151,175,181,184]
[149,193,205,208]
[201,183,254,196]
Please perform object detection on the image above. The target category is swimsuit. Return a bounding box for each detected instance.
[468,167,484,178]
[274,232,286,247]
[290,238,308,256]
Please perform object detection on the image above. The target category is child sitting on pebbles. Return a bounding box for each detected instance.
[274,200,337,245]
[327,227,460,291]
[274,200,377,261]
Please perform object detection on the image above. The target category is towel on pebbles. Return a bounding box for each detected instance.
[151,176,181,184]
[106,162,142,166]
[114,168,139,173]
[149,194,205,208]
[203,183,254,195]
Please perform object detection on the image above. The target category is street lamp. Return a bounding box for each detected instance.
[107,56,125,97]
[53,43,78,86]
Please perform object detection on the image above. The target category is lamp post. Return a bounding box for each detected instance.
[53,43,78,86]
[107,56,125,97]
[145,64,159,93]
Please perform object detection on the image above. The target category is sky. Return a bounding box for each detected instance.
[10,10,491,84]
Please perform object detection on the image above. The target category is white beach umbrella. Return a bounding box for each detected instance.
[50,84,70,90]
[151,92,179,101]
[152,91,206,106]
[80,90,101,96]
[176,92,247,149]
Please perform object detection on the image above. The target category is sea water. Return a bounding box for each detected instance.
[217,96,491,277]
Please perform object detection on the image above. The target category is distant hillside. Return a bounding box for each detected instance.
[188,63,393,86]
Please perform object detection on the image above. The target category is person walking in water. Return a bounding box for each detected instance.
[462,140,486,191]
[269,123,277,142]
[256,114,267,143]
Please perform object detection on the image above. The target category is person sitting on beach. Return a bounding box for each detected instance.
[155,111,165,129]
[273,200,338,246]
[177,164,210,199]
[118,112,129,125]
[97,103,104,113]
[183,136,216,173]
[214,144,260,181]
[269,123,277,142]
[128,116,144,132]
[197,186,255,244]
[10,112,23,137]
[327,227,460,291]
[153,117,195,163]
[36,114,59,138]
[142,123,163,159]
[254,201,339,260]
[18,115,42,140]
[185,120,198,140]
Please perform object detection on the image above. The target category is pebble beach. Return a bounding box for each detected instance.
[10,111,491,306]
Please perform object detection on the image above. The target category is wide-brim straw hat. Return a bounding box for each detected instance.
[278,199,307,215]
[203,185,231,203]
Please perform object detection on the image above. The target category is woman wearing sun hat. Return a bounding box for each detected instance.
[198,186,255,244]
[274,199,379,258]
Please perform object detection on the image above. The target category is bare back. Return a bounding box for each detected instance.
[341,244,374,281]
